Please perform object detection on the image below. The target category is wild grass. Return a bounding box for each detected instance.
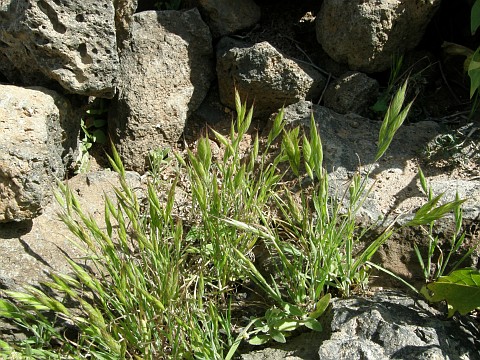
[0,84,469,359]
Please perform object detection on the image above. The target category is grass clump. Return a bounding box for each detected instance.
[0,85,469,358]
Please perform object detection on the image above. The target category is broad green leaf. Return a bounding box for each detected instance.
[425,268,480,317]
[371,96,388,113]
[283,303,304,317]
[472,0,480,34]
[265,307,283,323]
[253,318,266,328]
[309,293,331,319]
[248,334,270,345]
[93,118,107,128]
[276,319,300,332]
[92,129,107,144]
[468,47,480,98]
[270,329,286,343]
[303,318,323,331]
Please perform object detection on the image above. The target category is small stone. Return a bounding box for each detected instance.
[217,38,325,117]
[188,0,261,38]
[323,71,379,115]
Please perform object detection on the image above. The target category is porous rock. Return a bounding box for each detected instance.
[187,0,261,38]
[316,0,441,73]
[216,37,326,117]
[113,0,138,51]
[323,71,379,115]
[109,9,214,172]
[0,84,79,222]
[0,0,118,97]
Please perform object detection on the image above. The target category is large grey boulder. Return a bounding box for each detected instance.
[109,9,214,172]
[316,0,441,73]
[241,291,479,359]
[0,85,79,222]
[317,291,479,360]
[188,0,261,38]
[0,0,118,97]
[217,38,326,117]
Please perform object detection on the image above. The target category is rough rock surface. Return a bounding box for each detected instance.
[316,0,441,73]
[282,101,436,177]
[241,291,479,359]
[113,0,138,50]
[0,85,79,222]
[109,9,214,172]
[0,0,119,97]
[323,71,379,115]
[188,0,261,38]
[216,37,326,117]
[317,291,479,359]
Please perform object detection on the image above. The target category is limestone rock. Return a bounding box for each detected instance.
[0,85,79,222]
[0,0,119,97]
[188,0,261,38]
[109,9,214,172]
[217,38,326,117]
[323,71,379,115]
[316,0,441,73]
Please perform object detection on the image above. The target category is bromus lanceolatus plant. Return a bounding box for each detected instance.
[413,168,470,284]
[1,147,214,359]
[0,84,470,358]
